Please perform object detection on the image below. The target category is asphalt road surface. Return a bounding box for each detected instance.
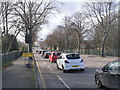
[34,53,117,89]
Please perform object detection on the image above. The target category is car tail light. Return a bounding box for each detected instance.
[45,54,47,56]
[80,59,84,63]
[65,60,69,63]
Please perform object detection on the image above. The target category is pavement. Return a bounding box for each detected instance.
[2,57,35,88]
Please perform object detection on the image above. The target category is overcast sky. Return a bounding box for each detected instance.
[38,1,84,41]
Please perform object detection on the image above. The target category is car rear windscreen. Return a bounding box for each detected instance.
[46,53,50,55]
[53,53,61,55]
[66,54,80,59]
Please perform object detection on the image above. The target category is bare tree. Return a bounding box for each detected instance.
[84,2,118,56]
[0,2,19,36]
[0,2,25,52]
[52,26,65,50]
[63,16,73,52]
[7,23,24,51]
[13,0,58,53]
[70,12,88,53]
[45,25,66,51]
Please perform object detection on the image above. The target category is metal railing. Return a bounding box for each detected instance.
[1,51,21,66]
[40,49,118,57]
[56,49,118,57]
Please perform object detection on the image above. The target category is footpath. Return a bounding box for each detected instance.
[2,57,35,88]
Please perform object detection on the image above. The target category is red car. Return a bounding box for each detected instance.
[49,51,61,63]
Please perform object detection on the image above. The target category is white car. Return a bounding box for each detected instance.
[56,53,85,73]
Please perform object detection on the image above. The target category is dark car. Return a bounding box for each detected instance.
[95,60,120,89]
[36,50,38,53]
[39,50,42,54]
[43,52,51,58]
[41,50,46,57]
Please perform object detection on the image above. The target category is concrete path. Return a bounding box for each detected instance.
[2,57,35,88]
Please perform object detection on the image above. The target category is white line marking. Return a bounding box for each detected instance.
[48,66,53,71]
[56,75,71,90]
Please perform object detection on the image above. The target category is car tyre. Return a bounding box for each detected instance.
[49,60,50,62]
[95,75,103,88]
[56,63,60,69]
[80,69,85,71]
[51,61,53,63]
[62,65,66,73]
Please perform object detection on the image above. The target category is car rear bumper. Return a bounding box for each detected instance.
[64,63,85,70]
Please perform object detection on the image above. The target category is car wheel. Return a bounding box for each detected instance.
[62,65,66,73]
[80,69,85,71]
[95,75,103,88]
[49,60,50,62]
[51,61,53,63]
[56,63,60,69]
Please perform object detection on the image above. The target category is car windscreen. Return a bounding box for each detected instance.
[66,54,80,59]
[53,53,61,55]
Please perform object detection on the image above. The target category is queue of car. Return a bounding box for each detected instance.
[38,50,85,73]
[37,49,120,89]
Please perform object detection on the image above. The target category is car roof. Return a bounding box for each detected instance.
[51,51,61,53]
[61,53,80,56]
[45,52,50,53]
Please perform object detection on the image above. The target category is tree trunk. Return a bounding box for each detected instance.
[66,36,69,53]
[78,35,81,54]
[101,36,106,57]
[58,41,61,51]
[29,29,33,60]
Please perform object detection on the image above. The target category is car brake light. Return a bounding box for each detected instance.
[80,59,84,63]
[65,60,69,63]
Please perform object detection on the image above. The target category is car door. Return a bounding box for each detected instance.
[101,62,113,87]
[107,61,119,88]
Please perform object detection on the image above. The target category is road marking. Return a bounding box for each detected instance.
[48,65,53,71]
[36,60,46,90]
[56,75,71,90]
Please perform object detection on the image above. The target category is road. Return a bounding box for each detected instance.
[34,53,117,89]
